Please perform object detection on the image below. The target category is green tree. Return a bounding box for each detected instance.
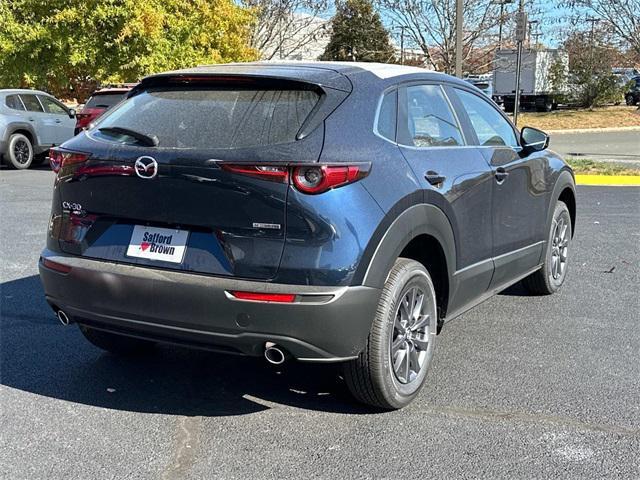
[0,0,258,100]
[320,0,395,62]
[563,30,626,108]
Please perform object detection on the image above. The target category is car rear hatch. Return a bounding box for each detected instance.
[52,70,351,280]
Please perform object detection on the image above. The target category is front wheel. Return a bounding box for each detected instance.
[626,94,636,106]
[343,258,438,409]
[522,201,572,295]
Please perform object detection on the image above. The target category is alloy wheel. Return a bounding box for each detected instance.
[13,140,31,164]
[390,285,436,384]
[551,216,569,280]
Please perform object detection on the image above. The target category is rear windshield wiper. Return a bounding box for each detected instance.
[98,126,159,147]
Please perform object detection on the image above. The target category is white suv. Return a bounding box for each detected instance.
[0,89,76,169]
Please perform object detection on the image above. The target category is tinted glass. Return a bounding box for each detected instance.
[456,89,518,147]
[94,88,319,149]
[38,95,67,115]
[400,85,464,147]
[376,90,397,141]
[5,95,25,111]
[85,92,126,109]
[20,94,44,112]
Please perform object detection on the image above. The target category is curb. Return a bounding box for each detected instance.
[575,175,640,186]
[547,126,640,134]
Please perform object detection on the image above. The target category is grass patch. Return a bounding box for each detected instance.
[566,157,640,176]
[515,106,640,130]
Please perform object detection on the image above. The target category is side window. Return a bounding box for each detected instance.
[376,90,397,141]
[20,94,44,113]
[455,89,518,147]
[38,95,67,115]
[399,84,464,147]
[5,95,25,111]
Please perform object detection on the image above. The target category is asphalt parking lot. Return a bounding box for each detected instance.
[1,167,639,479]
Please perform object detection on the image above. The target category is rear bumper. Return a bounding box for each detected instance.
[39,250,380,362]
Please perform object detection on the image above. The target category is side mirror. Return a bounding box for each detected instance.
[68,108,76,119]
[520,126,549,154]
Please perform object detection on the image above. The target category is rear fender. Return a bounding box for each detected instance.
[359,204,456,296]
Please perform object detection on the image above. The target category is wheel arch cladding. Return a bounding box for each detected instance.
[558,186,576,237]
[358,203,456,314]
[550,170,577,238]
[9,126,36,145]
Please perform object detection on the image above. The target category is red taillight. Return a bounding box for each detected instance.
[221,163,369,194]
[292,165,365,194]
[49,148,89,173]
[220,164,289,183]
[230,291,296,303]
[41,257,72,274]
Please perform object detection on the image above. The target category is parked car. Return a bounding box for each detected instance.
[74,84,135,135]
[625,76,640,106]
[39,62,576,409]
[0,89,76,169]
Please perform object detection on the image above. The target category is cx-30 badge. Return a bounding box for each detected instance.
[134,156,158,179]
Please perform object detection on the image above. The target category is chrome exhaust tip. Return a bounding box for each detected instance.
[57,310,71,326]
[264,342,287,365]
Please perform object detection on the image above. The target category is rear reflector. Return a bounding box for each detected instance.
[229,291,296,303]
[41,257,72,274]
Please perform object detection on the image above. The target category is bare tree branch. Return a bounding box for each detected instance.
[243,0,331,60]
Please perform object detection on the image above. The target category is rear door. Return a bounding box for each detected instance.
[37,95,75,145]
[452,87,547,288]
[396,83,495,308]
[18,94,49,144]
[53,79,334,280]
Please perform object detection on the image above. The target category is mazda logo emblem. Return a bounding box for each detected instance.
[134,156,158,179]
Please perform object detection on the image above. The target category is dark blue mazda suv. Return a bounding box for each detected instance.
[39,62,576,409]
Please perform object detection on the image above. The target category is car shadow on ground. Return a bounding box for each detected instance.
[0,275,381,417]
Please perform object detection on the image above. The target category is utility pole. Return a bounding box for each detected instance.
[455,0,463,77]
[513,0,527,126]
[586,17,600,106]
[396,26,408,65]
[586,17,599,65]
[497,0,514,51]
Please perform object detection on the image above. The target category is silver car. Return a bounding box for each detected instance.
[0,89,76,169]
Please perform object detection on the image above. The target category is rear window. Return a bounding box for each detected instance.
[5,95,25,111]
[91,88,319,149]
[85,92,127,109]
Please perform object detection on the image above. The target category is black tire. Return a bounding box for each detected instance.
[343,258,438,409]
[504,102,515,113]
[522,201,572,295]
[626,94,636,106]
[79,325,155,355]
[5,133,33,169]
[537,99,553,112]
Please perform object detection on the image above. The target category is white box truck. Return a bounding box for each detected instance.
[493,49,568,112]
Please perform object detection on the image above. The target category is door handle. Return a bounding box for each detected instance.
[494,167,509,183]
[55,119,62,123]
[425,171,446,186]
[28,117,35,122]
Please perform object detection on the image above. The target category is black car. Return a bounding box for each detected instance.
[39,62,576,409]
[625,76,640,106]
